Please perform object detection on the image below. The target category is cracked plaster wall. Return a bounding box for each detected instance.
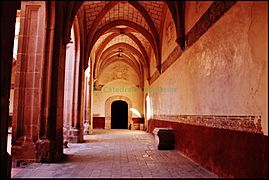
[150,2,268,135]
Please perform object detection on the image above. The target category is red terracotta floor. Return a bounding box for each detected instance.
[11,129,218,178]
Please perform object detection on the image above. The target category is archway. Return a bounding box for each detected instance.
[111,100,128,129]
[105,95,132,129]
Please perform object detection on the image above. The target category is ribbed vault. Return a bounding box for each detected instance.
[75,1,179,86]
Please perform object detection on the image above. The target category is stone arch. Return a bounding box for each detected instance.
[105,95,132,129]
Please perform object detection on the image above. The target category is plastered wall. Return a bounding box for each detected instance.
[93,61,143,117]
[150,2,268,135]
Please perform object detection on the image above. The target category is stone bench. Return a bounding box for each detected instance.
[131,123,144,130]
[153,128,175,150]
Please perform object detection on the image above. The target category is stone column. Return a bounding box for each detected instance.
[0,1,17,178]
[63,41,75,145]
[11,1,46,166]
[69,69,84,143]
[83,76,90,135]
[88,63,94,134]
[35,1,56,162]
[63,19,84,143]
[35,1,67,163]
[36,1,81,162]
[42,1,67,162]
[68,41,84,143]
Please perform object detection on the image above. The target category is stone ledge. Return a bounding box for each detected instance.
[152,114,262,134]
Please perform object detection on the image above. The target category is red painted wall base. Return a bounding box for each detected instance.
[148,119,268,178]
[93,117,105,129]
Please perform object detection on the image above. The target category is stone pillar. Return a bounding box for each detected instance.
[63,19,84,143]
[73,68,85,143]
[36,1,81,162]
[88,63,94,134]
[0,1,17,178]
[11,1,46,166]
[43,1,67,162]
[63,39,75,144]
[83,76,90,135]
[69,46,84,143]
[69,72,84,143]
[78,69,85,141]
[36,1,65,163]
[35,1,56,162]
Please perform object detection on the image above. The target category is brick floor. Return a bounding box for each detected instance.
[12,129,218,178]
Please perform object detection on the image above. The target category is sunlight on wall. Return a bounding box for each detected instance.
[146,95,152,120]
[130,108,141,117]
[85,65,91,78]
[13,10,20,60]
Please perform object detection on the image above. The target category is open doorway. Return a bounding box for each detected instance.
[111,100,128,129]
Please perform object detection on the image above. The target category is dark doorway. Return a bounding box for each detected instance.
[111,100,128,129]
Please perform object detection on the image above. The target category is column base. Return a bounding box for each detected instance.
[63,127,69,148]
[69,128,83,143]
[11,139,36,167]
[36,138,52,162]
[36,138,64,163]
[0,151,12,178]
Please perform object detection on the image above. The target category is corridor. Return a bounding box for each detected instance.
[1,1,267,178]
[12,130,217,178]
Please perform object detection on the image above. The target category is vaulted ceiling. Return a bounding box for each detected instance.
[75,1,179,85]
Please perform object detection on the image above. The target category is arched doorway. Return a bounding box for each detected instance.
[111,100,128,129]
[105,95,132,129]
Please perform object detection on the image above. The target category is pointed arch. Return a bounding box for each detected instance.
[87,20,157,68]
